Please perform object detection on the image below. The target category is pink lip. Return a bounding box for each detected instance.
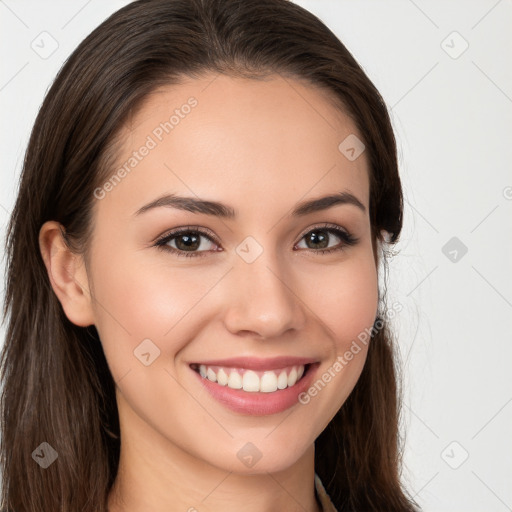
[190,356,316,371]
[191,361,320,416]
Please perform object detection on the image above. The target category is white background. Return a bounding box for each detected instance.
[1,1,511,510]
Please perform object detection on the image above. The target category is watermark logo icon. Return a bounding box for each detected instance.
[134,338,161,366]
[441,441,469,469]
[32,442,58,468]
[338,134,365,161]
[236,236,264,264]
[237,442,263,468]
[441,31,469,59]
[442,236,468,263]
[31,31,59,59]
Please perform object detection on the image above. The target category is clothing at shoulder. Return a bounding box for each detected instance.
[314,473,338,512]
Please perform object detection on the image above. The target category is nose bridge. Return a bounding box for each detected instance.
[223,244,306,338]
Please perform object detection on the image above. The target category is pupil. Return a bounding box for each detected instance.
[177,233,200,251]
[308,230,328,249]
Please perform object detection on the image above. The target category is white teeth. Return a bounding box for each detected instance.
[217,368,229,386]
[242,370,260,392]
[287,367,298,387]
[277,370,288,390]
[206,367,217,382]
[227,370,243,389]
[196,364,306,393]
[260,371,278,393]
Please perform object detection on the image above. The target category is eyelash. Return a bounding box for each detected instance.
[153,223,359,258]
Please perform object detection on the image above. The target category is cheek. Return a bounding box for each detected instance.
[88,249,227,377]
[303,253,379,349]
[295,253,378,417]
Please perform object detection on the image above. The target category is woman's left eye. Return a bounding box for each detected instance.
[294,224,359,254]
[154,223,358,258]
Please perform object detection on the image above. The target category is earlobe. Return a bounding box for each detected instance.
[38,221,95,327]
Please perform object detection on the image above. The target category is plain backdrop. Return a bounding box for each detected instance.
[1,1,511,510]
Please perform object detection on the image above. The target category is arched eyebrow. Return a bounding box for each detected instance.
[133,191,366,218]
[292,192,366,216]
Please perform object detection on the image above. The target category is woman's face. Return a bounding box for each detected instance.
[82,73,378,473]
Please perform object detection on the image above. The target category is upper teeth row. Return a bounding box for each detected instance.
[198,365,305,393]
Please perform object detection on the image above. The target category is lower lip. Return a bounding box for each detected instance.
[191,363,319,416]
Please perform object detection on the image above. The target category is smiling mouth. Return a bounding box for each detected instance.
[190,363,311,393]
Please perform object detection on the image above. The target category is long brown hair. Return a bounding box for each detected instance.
[1,0,417,510]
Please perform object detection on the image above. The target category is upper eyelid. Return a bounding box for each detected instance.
[154,225,217,243]
[296,222,349,239]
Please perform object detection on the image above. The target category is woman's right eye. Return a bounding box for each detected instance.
[154,228,220,258]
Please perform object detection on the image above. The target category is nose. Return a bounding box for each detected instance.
[222,252,307,339]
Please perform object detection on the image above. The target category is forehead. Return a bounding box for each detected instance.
[96,73,370,220]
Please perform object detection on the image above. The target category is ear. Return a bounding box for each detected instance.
[38,221,95,327]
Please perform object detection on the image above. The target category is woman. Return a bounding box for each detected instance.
[0,0,418,510]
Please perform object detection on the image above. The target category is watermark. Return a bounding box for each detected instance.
[235,236,264,263]
[93,96,198,200]
[32,441,58,468]
[133,338,161,366]
[31,31,59,60]
[237,442,263,468]
[440,31,469,60]
[298,301,402,405]
[338,133,365,161]
[441,236,468,263]
[440,440,469,469]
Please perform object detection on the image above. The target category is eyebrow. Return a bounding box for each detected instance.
[133,191,366,218]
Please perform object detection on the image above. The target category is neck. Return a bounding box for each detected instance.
[108,394,323,512]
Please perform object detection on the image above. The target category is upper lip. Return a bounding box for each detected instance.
[190,356,317,371]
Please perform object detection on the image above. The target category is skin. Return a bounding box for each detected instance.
[39,73,379,512]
